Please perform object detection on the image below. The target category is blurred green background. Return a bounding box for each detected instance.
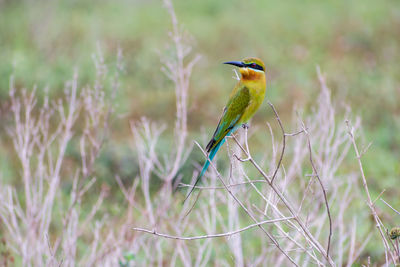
[1,0,399,191]
[0,0,399,261]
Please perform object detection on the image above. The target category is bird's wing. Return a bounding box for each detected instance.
[206,85,250,152]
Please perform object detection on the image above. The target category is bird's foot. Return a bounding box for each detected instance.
[242,123,250,129]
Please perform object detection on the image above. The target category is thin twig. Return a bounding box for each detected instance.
[299,119,333,257]
[381,198,400,216]
[372,189,386,205]
[285,130,305,137]
[346,120,396,266]
[178,180,268,190]
[268,102,287,184]
[133,217,294,240]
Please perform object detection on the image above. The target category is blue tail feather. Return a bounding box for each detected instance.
[184,127,237,203]
[199,138,225,180]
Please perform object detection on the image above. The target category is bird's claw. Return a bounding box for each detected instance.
[242,123,250,129]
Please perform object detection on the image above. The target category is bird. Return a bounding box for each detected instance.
[184,57,267,202]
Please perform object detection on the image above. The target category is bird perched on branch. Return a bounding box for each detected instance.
[184,57,267,202]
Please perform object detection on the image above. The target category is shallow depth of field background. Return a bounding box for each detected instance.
[0,0,399,265]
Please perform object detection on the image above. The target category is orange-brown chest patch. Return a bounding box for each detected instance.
[240,68,264,80]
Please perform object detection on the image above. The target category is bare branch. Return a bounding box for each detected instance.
[381,198,400,216]
[133,217,294,240]
[231,116,335,266]
[346,120,396,265]
[299,118,333,257]
[267,101,288,184]
[193,141,299,266]
[178,180,268,190]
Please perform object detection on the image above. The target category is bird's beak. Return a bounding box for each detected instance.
[223,61,245,68]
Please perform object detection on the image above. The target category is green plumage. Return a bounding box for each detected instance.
[206,86,250,152]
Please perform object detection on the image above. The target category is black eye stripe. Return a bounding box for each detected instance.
[246,63,264,71]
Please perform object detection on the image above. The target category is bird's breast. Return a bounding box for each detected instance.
[239,85,266,124]
[237,69,266,123]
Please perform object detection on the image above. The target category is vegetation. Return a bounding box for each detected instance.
[0,0,399,265]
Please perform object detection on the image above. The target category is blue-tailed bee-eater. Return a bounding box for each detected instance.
[184,57,266,202]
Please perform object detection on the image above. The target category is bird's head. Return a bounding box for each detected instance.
[224,57,266,80]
